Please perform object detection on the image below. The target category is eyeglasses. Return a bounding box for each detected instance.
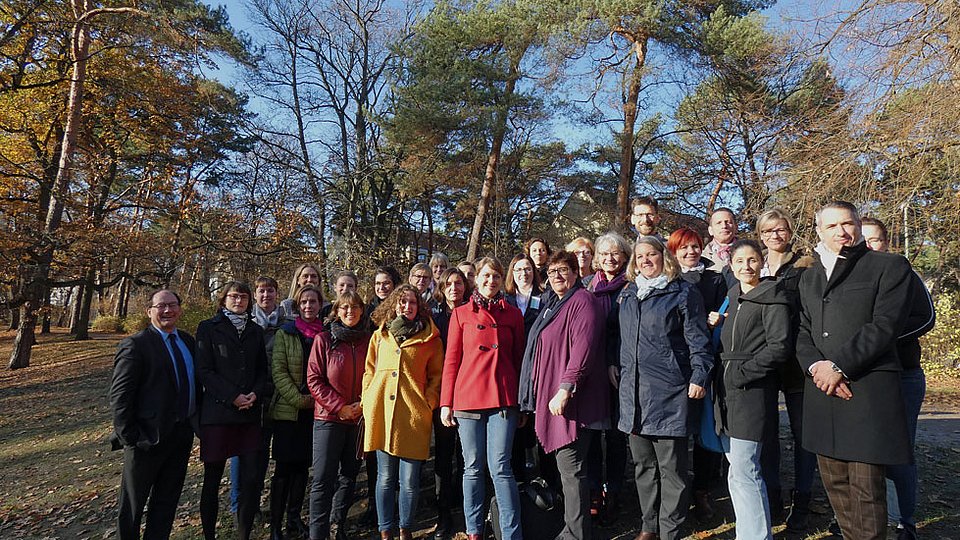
[226,293,249,301]
[760,228,790,238]
[412,274,431,281]
[338,304,361,311]
[597,251,623,258]
[150,302,180,310]
[574,250,592,257]
[546,267,572,277]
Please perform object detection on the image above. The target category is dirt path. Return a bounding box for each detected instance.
[1,329,959,539]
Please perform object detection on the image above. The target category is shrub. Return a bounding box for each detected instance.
[920,293,960,379]
[90,315,123,333]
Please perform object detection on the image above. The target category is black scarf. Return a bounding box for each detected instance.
[518,279,584,411]
[330,319,370,347]
[388,315,424,344]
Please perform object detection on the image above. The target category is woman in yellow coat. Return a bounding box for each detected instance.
[362,283,443,540]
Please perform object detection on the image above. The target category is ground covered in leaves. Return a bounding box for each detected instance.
[1,329,959,539]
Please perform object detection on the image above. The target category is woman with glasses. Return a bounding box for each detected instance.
[271,285,325,539]
[617,237,713,540]
[519,251,610,540]
[441,257,526,540]
[566,237,596,283]
[408,263,435,302]
[504,254,543,336]
[754,209,816,530]
[195,281,271,540]
[584,232,632,524]
[307,291,372,540]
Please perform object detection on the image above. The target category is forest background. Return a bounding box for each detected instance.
[2,0,959,370]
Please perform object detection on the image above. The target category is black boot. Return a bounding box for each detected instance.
[767,488,785,524]
[286,471,310,538]
[270,474,289,540]
[785,489,811,532]
[433,509,453,540]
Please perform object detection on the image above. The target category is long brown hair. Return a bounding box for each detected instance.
[370,284,432,329]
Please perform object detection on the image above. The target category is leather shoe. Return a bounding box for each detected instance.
[434,512,453,539]
[399,528,413,540]
[634,532,658,540]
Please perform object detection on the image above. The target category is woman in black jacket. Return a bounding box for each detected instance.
[196,281,271,540]
[716,240,791,540]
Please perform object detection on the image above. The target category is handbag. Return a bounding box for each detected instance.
[698,297,730,453]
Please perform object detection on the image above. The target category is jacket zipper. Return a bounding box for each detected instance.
[730,298,741,353]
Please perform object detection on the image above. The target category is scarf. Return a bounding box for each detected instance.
[253,303,284,330]
[223,308,248,335]
[295,316,325,339]
[471,289,504,311]
[634,273,670,300]
[708,240,734,265]
[681,263,705,274]
[518,278,584,411]
[587,270,626,295]
[388,315,424,344]
[330,319,370,347]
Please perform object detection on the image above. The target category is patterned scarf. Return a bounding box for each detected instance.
[681,263,705,274]
[471,288,504,311]
[388,315,424,343]
[330,319,370,346]
[222,308,248,335]
[634,273,670,300]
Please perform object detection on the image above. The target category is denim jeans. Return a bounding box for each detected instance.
[723,437,772,540]
[310,421,362,539]
[375,450,422,531]
[886,367,926,529]
[457,408,521,539]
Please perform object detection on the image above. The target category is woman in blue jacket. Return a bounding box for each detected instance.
[617,236,713,540]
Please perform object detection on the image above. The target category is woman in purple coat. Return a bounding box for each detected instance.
[519,250,610,540]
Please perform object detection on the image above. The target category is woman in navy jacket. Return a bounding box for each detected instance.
[195,281,271,540]
[617,237,713,540]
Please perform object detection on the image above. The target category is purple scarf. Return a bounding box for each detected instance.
[295,316,325,339]
[588,270,626,295]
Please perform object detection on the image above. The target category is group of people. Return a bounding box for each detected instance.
[109,197,933,540]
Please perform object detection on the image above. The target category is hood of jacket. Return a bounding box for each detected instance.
[731,277,792,306]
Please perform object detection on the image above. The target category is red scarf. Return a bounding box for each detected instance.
[295,316,325,339]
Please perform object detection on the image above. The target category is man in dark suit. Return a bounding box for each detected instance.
[796,201,913,540]
[110,289,198,540]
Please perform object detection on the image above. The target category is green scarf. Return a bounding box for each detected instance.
[388,315,424,344]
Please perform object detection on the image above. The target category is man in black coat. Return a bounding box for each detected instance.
[796,201,913,540]
[110,289,198,540]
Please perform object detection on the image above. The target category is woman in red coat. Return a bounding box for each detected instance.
[439,257,526,540]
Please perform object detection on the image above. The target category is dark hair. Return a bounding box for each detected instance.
[631,196,659,212]
[371,284,432,328]
[816,200,861,227]
[505,254,541,295]
[254,276,279,290]
[710,207,737,221]
[666,227,704,254]
[729,239,765,260]
[147,289,182,308]
[545,250,579,277]
[861,216,888,241]
[294,284,323,305]
[325,290,367,325]
[432,268,468,312]
[524,237,552,258]
[217,281,253,314]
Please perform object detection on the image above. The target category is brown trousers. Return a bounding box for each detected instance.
[817,455,887,540]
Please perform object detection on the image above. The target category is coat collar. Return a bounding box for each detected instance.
[814,241,870,293]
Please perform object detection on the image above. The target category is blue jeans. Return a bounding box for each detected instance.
[375,450,422,531]
[457,409,521,539]
[886,367,926,529]
[230,456,240,513]
[723,437,773,540]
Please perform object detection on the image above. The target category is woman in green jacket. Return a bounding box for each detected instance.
[270,284,324,540]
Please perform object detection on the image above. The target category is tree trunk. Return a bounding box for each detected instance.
[70,284,84,333]
[115,257,130,318]
[8,304,20,331]
[40,286,52,334]
[74,268,96,340]
[616,36,649,229]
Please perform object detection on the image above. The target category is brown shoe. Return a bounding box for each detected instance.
[399,528,413,540]
[381,531,394,540]
[467,535,483,540]
[634,532,658,540]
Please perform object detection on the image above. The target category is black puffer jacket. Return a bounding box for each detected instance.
[716,279,791,441]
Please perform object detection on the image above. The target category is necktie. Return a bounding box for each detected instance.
[168,334,191,419]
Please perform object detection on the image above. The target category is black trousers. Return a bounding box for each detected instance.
[433,409,464,512]
[116,421,194,540]
[201,453,260,540]
[554,429,597,540]
[309,421,362,539]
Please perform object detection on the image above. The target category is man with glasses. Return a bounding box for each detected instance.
[629,196,664,242]
[110,289,198,539]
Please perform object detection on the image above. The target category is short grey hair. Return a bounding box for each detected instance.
[815,200,861,228]
[593,232,631,270]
